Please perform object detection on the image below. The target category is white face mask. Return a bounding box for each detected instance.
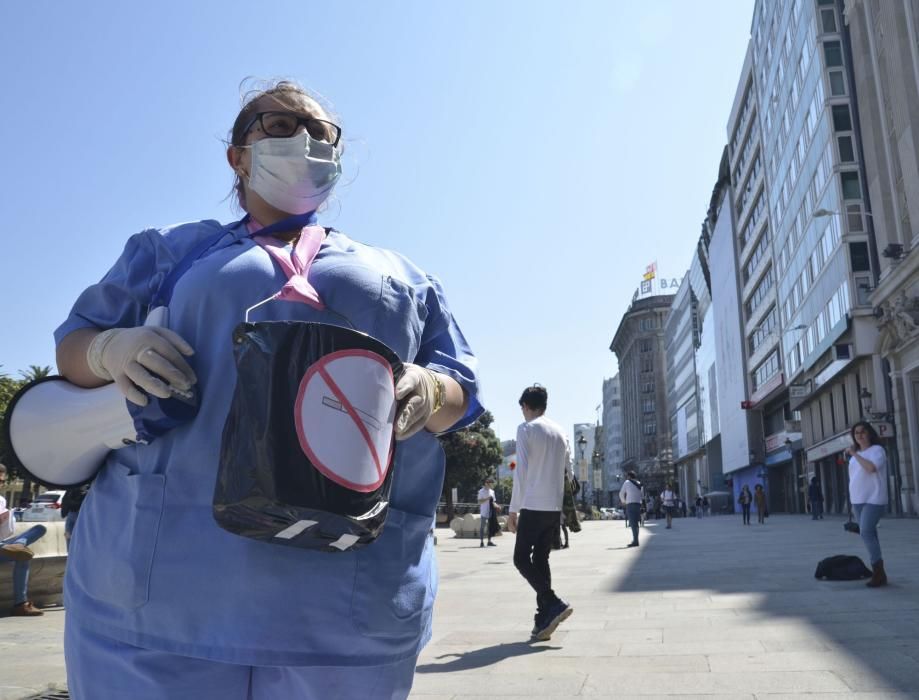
[243,131,342,215]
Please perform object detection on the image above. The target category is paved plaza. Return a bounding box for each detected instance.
[413,513,919,699]
[2,513,918,699]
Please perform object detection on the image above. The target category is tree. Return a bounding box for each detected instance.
[438,411,503,524]
[0,367,27,480]
[0,365,52,498]
[19,365,53,381]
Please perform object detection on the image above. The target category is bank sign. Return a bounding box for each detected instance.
[632,261,682,301]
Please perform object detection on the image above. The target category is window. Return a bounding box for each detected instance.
[829,69,846,95]
[743,230,771,282]
[841,171,862,199]
[639,317,656,331]
[642,398,655,413]
[746,267,775,316]
[847,203,865,232]
[643,422,657,436]
[824,41,843,67]
[821,8,837,32]
[838,135,855,162]
[849,241,870,272]
[752,351,781,390]
[854,274,872,305]
[832,105,852,132]
[639,338,652,352]
[641,356,653,373]
[642,381,655,393]
[749,306,777,353]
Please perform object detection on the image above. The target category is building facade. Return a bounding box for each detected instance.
[689,215,725,499]
[610,294,675,491]
[719,0,884,514]
[665,274,704,500]
[846,0,919,515]
[572,422,596,507]
[601,374,624,505]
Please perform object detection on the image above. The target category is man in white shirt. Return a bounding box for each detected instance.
[619,471,643,547]
[509,385,573,641]
[477,477,497,547]
[0,464,47,616]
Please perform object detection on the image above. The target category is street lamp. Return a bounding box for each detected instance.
[859,388,893,422]
[576,433,587,509]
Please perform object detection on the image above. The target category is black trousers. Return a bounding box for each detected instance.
[513,509,561,611]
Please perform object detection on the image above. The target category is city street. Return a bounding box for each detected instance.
[2,514,918,699]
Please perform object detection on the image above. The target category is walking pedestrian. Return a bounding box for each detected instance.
[509,385,574,641]
[808,477,824,520]
[478,477,497,547]
[846,421,889,587]
[619,471,643,547]
[661,483,676,529]
[738,485,752,525]
[754,484,767,524]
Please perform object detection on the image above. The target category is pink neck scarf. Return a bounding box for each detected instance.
[249,221,326,310]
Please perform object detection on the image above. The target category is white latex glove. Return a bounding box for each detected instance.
[86,327,197,406]
[394,364,444,440]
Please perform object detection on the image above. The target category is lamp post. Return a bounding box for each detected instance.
[592,448,604,508]
[858,387,893,422]
[576,433,588,510]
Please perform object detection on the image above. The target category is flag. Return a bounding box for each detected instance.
[642,261,657,281]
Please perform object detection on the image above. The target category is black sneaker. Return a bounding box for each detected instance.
[531,610,544,637]
[627,541,639,547]
[533,601,572,641]
[487,541,497,547]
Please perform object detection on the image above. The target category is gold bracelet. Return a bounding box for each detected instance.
[428,370,446,414]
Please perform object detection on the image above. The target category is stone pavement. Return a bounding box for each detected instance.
[413,514,919,699]
[1,514,917,699]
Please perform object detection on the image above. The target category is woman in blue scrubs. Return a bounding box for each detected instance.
[55,80,482,699]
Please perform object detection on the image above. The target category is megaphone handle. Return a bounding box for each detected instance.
[144,306,169,328]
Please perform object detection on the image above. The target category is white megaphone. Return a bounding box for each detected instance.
[3,307,195,489]
[5,378,143,488]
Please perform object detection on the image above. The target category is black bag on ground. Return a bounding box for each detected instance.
[213,321,404,552]
[814,555,872,580]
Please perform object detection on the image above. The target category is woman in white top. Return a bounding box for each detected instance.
[846,421,889,587]
[661,483,676,530]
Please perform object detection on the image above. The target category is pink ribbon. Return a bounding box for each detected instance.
[252,225,326,309]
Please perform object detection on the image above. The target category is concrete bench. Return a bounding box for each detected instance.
[0,520,67,612]
[450,513,507,539]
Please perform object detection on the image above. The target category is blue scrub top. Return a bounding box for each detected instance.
[55,219,483,666]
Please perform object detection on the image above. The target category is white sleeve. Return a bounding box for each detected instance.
[0,497,13,540]
[510,424,527,513]
[868,445,887,471]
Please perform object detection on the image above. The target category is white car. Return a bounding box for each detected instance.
[21,491,66,522]
[600,507,625,520]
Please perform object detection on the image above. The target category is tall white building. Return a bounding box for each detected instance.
[602,375,624,503]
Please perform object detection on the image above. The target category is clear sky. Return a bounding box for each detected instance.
[0,0,754,443]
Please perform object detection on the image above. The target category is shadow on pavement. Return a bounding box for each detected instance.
[612,514,919,694]
[415,641,559,673]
